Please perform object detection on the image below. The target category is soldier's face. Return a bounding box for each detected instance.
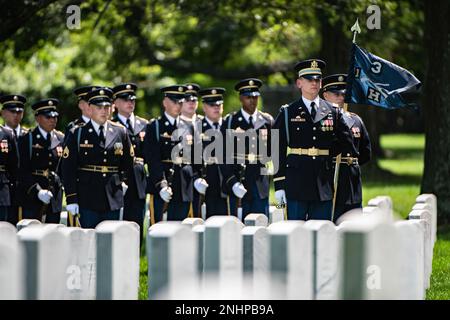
[297,77,321,98]
[203,103,223,122]
[78,100,92,118]
[1,109,23,128]
[114,98,135,117]
[240,95,259,114]
[163,97,182,118]
[36,115,57,132]
[181,98,198,118]
[323,91,345,108]
[90,104,111,124]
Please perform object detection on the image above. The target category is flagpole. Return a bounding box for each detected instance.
[331,18,361,223]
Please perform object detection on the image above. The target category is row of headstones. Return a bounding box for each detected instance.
[0,220,140,300]
[0,193,436,300]
[147,194,437,300]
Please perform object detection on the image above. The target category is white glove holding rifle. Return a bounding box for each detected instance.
[37,189,53,204]
[159,186,173,203]
[66,203,79,216]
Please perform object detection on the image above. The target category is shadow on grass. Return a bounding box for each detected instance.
[362,164,422,186]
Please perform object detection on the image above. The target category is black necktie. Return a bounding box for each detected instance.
[310,102,317,120]
[126,118,133,134]
[248,116,254,128]
[213,122,219,130]
[173,118,178,128]
[46,132,51,147]
[99,125,105,145]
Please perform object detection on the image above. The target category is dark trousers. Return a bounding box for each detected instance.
[6,206,19,226]
[0,206,7,222]
[22,208,60,223]
[286,199,332,221]
[230,182,269,221]
[151,194,190,224]
[79,208,120,229]
[333,202,362,223]
[123,191,146,244]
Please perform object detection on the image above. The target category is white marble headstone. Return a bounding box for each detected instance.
[242,226,269,274]
[18,224,70,299]
[203,216,244,285]
[0,222,24,299]
[304,220,339,300]
[147,222,197,299]
[16,219,41,231]
[59,228,96,299]
[408,209,432,289]
[96,221,140,300]
[182,217,204,227]
[267,221,313,299]
[269,206,285,224]
[192,224,205,276]
[244,214,268,227]
[394,220,425,299]
[415,194,437,246]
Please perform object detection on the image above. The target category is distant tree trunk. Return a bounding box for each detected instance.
[421,0,450,224]
[317,3,383,160]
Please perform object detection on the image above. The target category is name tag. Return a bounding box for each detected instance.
[80,144,94,148]
[32,144,44,149]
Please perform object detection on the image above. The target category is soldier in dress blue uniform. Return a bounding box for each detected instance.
[321,74,371,222]
[181,83,203,122]
[192,87,228,218]
[17,99,64,223]
[0,94,26,225]
[143,85,195,223]
[222,78,274,220]
[273,60,356,221]
[111,83,148,241]
[64,86,97,137]
[62,88,134,228]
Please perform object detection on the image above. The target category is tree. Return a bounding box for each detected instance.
[421,0,450,224]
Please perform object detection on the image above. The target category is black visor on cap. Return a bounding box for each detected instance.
[39,110,59,117]
[90,99,112,107]
[301,74,322,80]
[3,104,24,112]
[115,93,136,100]
[241,90,260,97]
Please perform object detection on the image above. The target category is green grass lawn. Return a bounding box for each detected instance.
[139,133,450,300]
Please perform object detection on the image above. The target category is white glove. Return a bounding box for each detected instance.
[66,203,79,216]
[37,189,53,204]
[232,182,247,199]
[275,190,287,205]
[122,182,128,195]
[159,186,173,203]
[194,178,209,195]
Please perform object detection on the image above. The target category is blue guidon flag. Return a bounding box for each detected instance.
[345,43,421,109]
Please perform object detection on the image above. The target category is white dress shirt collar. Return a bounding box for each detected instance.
[6,124,20,137]
[302,95,320,114]
[240,108,258,124]
[205,117,222,129]
[38,126,51,139]
[81,115,91,123]
[164,112,179,126]
[118,113,135,128]
[91,120,108,135]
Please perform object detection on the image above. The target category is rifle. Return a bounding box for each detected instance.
[236,164,246,221]
[197,163,207,219]
[162,167,175,216]
[38,137,64,223]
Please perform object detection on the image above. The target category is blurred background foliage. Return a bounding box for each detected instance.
[0,0,423,129]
